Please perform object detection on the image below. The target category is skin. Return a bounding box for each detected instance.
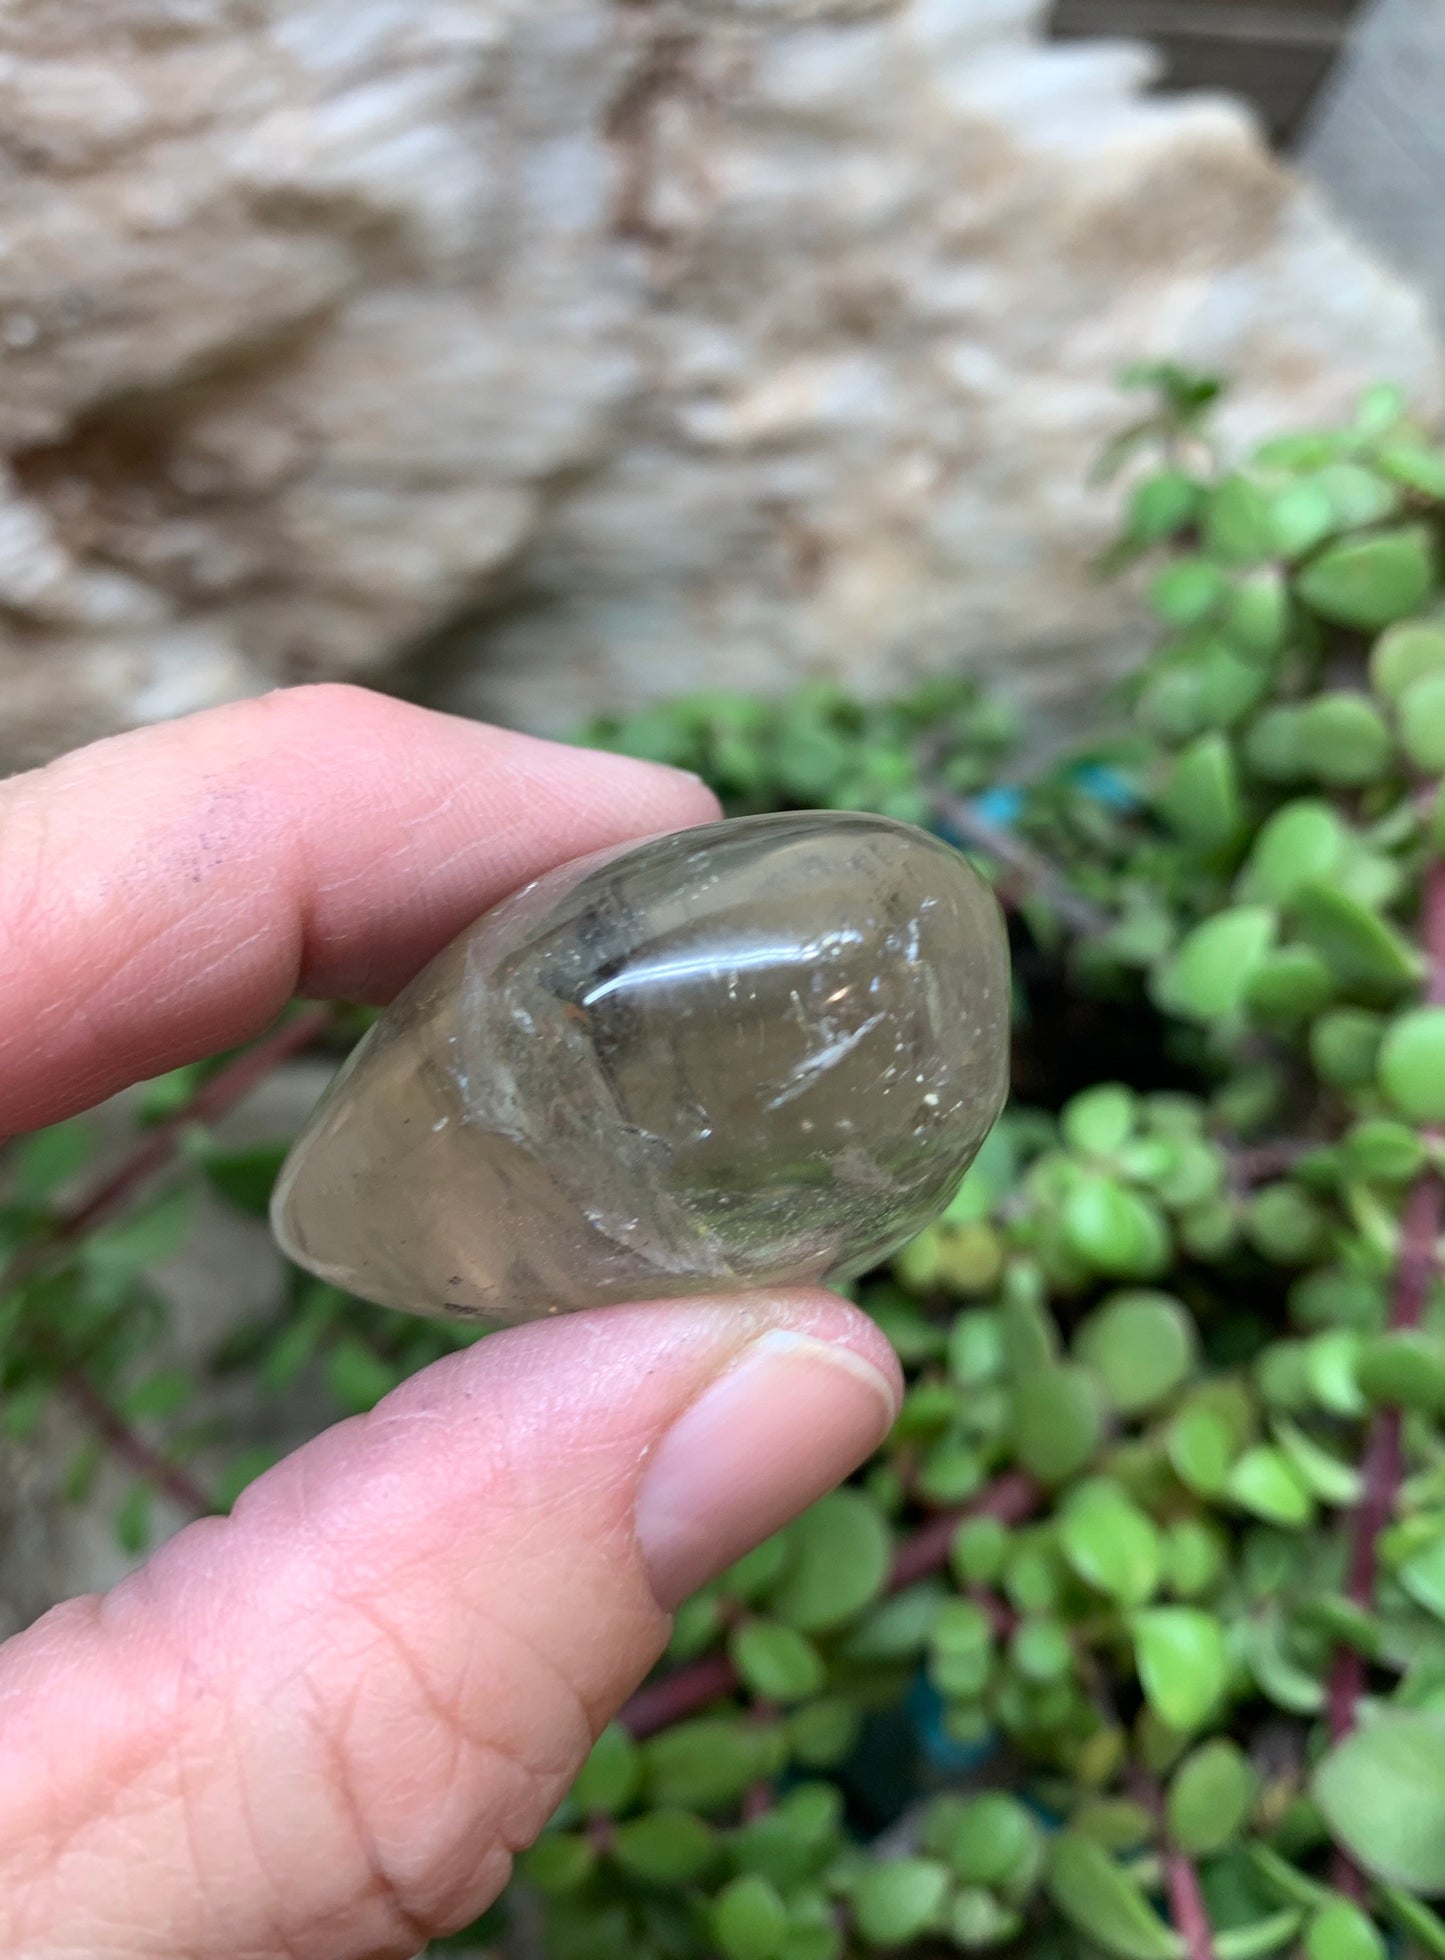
[0,686,902,1960]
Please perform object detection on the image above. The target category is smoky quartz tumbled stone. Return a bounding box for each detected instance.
[272,811,1010,1324]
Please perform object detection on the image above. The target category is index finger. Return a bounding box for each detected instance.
[0,685,718,1136]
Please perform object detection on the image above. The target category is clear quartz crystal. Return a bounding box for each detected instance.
[272,811,1010,1324]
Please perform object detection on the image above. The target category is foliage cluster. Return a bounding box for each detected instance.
[8,369,1445,1958]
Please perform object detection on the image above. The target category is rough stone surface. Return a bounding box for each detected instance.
[0,0,1440,772]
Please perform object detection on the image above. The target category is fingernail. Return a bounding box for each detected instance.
[635,1329,900,1611]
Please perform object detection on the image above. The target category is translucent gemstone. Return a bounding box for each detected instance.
[271,811,1010,1324]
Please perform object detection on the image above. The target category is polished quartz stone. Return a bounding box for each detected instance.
[272,811,1010,1324]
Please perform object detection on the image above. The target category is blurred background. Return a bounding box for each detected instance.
[0,0,1442,776]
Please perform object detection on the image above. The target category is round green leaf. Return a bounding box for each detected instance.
[713,1875,789,1960]
[1156,907,1278,1023]
[1311,1008,1386,1088]
[1296,525,1435,630]
[1305,1901,1386,1960]
[572,1723,641,1816]
[1299,694,1394,786]
[519,1831,597,1894]
[1166,1738,1255,1855]
[851,1858,952,1948]
[1270,481,1335,558]
[1245,947,1335,1023]
[1075,1290,1196,1415]
[1128,470,1204,545]
[1150,559,1228,628]
[1400,672,1445,772]
[1314,1710,1445,1895]
[1164,1517,1227,1598]
[1240,800,1348,906]
[1245,1185,1327,1265]
[768,1490,891,1633]
[1132,1607,1228,1732]
[1371,621,1445,702]
[1380,441,1445,498]
[1166,1404,1238,1498]
[1228,1445,1315,1526]
[644,1717,784,1809]
[1011,1616,1073,1683]
[1012,1362,1105,1485]
[1060,1485,1162,1607]
[932,1792,1041,1888]
[1356,1330,1445,1414]
[1343,1117,1426,1183]
[1063,1083,1139,1157]
[1245,705,1308,781]
[730,1619,826,1703]
[1204,473,1274,564]
[1379,1006,1445,1122]
[1227,569,1290,657]
[611,1808,718,1884]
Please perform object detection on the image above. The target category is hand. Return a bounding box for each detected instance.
[0,686,901,1960]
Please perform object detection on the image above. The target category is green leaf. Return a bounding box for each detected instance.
[1379,442,1445,498]
[1370,620,1445,702]
[1127,469,1204,545]
[1239,801,1348,906]
[713,1875,789,1960]
[1296,525,1435,630]
[1243,1615,1325,1714]
[610,1808,717,1884]
[1062,1084,1139,1157]
[1305,1899,1386,1960]
[1167,1404,1238,1498]
[643,1717,784,1809]
[518,1831,596,1894]
[1045,1832,1184,1960]
[1343,1117,1425,1184]
[1131,1607,1228,1731]
[1310,1008,1386,1089]
[114,1480,153,1556]
[1150,559,1228,628]
[1380,1885,1445,1960]
[1299,694,1394,787]
[730,1620,826,1703]
[1270,481,1335,558]
[1245,947,1335,1023]
[1228,1445,1315,1526]
[851,1858,951,1948]
[323,1336,399,1415]
[1379,1007,1445,1122]
[1155,907,1277,1023]
[1215,1910,1305,1960]
[926,1792,1041,1888]
[572,1723,640,1816]
[1293,884,1423,999]
[1060,1486,1162,1607]
[202,1140,289,1217]
[1271,1417,1362,1506]
[1075,1290,1195,1415]
[1011,1362,1105,1484]
[1313,1710,1445,1894]
[1205,474,1275,563]
[10,1118,94,1204]
[767,1490,891,1632]
[1356,1330,1445,1414]
[1060,1180,1171,1280]
[1400,672,1445,772]
[1166,1738,1255,1855]
[1399,1530,1445,1621]
[83,1184,194,1279]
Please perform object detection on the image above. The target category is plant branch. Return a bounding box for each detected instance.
[933,794,1110,936]
[4,1004,334,1516]
[622,1471,1040,1739]
[1129,1766,1216,1960]
[1325,858,1445,1889]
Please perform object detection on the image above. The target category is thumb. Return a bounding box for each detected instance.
[0,1291,899,1960]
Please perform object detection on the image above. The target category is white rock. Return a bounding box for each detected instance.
[0,0,1438,769]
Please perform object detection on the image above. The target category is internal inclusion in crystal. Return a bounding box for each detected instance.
[272,811,1010,1324]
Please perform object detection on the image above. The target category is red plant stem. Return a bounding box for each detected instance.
[1325,860,1445,1893]
[1129,1766,1215,1960]
[621,1472,1040,1739]
[3,1004,334,1515]
[61,1370,217,1518]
